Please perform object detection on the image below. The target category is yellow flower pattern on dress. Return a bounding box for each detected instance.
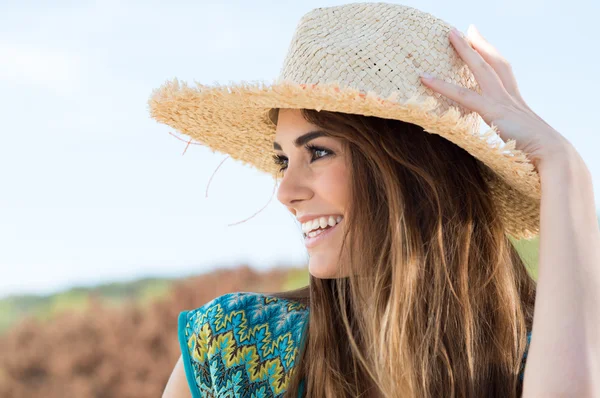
[178,292,309,397]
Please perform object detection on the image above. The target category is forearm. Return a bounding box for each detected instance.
[523,147,600,397]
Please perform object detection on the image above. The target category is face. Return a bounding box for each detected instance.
[273,109,351,279]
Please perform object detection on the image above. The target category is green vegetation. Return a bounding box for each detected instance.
[282,267,310,290]
[5,214,598,335]
[0,277,176,334]
[510,235,540,280]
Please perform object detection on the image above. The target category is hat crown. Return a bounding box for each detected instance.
[147,2,542,239]
[277,2,478,115]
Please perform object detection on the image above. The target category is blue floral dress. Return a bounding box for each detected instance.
[178,292,531,397]
[178,292,309,397]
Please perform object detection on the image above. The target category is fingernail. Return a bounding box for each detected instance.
[451,28,464,39]
[421,72,434,80]
[467,24,479,37]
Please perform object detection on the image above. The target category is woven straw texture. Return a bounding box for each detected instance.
[148,2,541,239]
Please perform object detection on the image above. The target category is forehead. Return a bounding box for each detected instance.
[274,109,317,139]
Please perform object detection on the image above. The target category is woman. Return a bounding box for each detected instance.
[153,3,600,397]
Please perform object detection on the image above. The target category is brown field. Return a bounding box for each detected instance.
[0,232,543,397]
[0,265,302,398]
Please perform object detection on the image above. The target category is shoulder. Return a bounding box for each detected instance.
[180,291,309,343]
[177,292,309,397]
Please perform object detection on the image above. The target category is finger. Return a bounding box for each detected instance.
[466,25,524,102]
[448,28,505,96]
[420,74,489,115]
[467,25,553,129]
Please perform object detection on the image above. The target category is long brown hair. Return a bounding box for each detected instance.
[267,108,536,398]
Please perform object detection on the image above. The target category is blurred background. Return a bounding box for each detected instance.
[1,0,598,396]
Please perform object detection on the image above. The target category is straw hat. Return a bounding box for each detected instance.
[148,2,541,240]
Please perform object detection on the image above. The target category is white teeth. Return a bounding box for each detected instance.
[311,219,319,230]
[319,218,328,229]
[328,216,336,227]
[301,215,343,235]
[307,229,325,238]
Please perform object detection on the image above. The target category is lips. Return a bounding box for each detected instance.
[304,218,341,249]
[302,215,344,236]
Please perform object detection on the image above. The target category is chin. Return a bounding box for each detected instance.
[308,254,341,279]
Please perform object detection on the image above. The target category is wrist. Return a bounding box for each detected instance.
[536,143,589,182]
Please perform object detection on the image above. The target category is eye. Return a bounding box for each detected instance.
[272,144,333,173]
[271,154,288,173]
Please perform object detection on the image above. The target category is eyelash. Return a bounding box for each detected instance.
[272,144,333,173]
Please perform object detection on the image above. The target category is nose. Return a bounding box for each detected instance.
[276,162,313,209]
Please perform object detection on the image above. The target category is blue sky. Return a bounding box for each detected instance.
[1,0,598,297]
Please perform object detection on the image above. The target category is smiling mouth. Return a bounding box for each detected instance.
[306,227,330,238]
[303,216,344,238]
[304,219,342,249]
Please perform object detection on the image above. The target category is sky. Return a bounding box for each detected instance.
[0,0,598,297]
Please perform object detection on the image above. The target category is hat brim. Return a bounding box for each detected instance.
[148,78,541,239]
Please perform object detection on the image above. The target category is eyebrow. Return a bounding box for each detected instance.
[273,130,327,151]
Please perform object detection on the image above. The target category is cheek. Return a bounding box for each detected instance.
[317,161,350,208]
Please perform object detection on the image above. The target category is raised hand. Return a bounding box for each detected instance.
[420,24,573,172]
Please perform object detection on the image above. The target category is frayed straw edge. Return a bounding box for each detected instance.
[148,78,541,197]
